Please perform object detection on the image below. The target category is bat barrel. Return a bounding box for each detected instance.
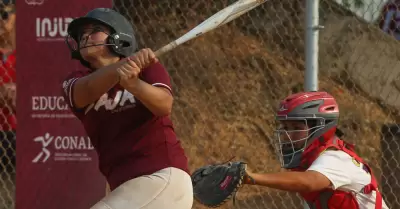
[153,0,267,57]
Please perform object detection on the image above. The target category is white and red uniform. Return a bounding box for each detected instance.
[299,137,389,209]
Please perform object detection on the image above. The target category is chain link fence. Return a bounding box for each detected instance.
[1,0,400,208]
[0,0,15,208]
[111,0,399,208]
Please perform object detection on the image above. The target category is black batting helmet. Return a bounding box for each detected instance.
[65,8,138,69]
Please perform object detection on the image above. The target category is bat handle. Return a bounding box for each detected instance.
[154,41,178,57]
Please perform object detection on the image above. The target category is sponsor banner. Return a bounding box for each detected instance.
[31,95,75,119]
[16,0,112,209]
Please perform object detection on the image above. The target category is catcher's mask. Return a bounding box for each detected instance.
[65,8,138,69]
[272,91,340,169]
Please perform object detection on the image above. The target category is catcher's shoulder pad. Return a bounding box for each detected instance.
[191,161,247,207]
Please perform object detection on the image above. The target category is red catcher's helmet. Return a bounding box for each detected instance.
[273,91,339,169]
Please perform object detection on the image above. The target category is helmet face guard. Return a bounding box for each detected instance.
[272,92,339,169]
[273,117,327,168]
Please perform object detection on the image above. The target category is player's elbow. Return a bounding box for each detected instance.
[155,109,171,117]
[301,171,332,192]
[153,96,173,116]
[300,180,319,193]
[162,98,173,116]
[287,176,319,193]
[153,106,172,117]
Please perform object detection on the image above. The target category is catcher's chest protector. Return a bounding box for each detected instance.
[298,137,383,209]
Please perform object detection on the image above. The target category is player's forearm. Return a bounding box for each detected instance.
[124,79,173,116]
[73,60,125,108]
[246,171,319,193]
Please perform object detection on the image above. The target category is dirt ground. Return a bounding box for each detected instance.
[113,0,400,208]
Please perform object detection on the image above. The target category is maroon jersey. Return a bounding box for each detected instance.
[61,62,190,190]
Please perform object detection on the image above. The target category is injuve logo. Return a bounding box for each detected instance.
[36,17,73,41]
[32,133,95,163]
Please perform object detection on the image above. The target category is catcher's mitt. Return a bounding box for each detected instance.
[191,161,249,208]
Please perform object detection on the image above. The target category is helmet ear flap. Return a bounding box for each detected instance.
[106,34,118,55]
[107,33,134,57]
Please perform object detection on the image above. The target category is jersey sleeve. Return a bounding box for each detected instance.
[306,150,352,190]
[140,62,173,94]
[61,70,88,116]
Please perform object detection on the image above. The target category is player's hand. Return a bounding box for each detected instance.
[117,57,141,88]
[129,48,158,69]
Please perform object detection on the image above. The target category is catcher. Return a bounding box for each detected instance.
[192,91,389,209]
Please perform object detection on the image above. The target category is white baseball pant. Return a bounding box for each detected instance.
[91,167,193,209]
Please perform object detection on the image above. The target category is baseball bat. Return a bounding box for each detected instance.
[154,0,267,57]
